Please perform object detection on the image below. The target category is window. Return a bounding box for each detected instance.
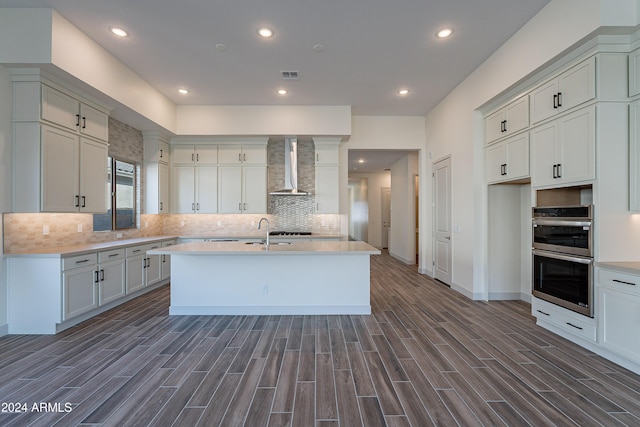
[93,157,138,231]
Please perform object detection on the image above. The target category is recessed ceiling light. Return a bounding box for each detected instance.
[277,89,288,95]
[110,27,128,37]
[358,159,365,163]
[178,89,189,95]
[257,27,274,38]
[397,89,410,96]
[215,44,227,51]
[313,44,325,52]
[436,27,454,38]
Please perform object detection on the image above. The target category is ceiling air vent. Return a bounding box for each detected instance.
[281,71,299,80]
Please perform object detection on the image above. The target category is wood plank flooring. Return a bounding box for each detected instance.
[1,251,640,426]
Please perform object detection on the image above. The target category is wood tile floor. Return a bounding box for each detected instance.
[1,251,640,426]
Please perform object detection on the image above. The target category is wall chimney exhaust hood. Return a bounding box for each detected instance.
[270,137,309,195]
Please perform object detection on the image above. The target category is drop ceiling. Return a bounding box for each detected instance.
[0,0,550,117]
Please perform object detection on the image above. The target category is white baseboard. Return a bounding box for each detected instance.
[389,251,415,265]
[488,292,523,300]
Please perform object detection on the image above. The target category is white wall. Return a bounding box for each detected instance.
[390,153,419,264]
[423,0,637,298]
[0,65,12,334]
[349,172,391,248]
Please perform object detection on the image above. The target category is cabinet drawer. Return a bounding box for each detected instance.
[532,298,597,342]
[99,248,125,263]
[598,268,640,296]
[63,253,97,271]
[126,245,148,257]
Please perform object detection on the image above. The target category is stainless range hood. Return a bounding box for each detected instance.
[270,137,309,196]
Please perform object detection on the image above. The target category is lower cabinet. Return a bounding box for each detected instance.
[126,246,147,294]
[97,249,126,305]
[532,297,597,343]
[161,240,177,280]
[486,133,529,184]
[62,256,99,321]
[597,267,640,365]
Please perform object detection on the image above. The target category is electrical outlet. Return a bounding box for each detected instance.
[180,220,185,227]
[116,233,123,238]
[77,223,83,233]
[42,225,49,235]
[217,220,222,226]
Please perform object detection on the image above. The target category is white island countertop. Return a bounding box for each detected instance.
[147,240,380,256]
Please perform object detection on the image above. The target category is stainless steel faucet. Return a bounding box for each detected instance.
[258,217,270,249]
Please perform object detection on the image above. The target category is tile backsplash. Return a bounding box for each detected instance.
[3,212,341,253]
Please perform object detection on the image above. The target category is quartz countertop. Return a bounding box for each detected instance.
[4,236,179,258]
[148,240,380,256]
[178,234,344,241]
[596,261,640,275]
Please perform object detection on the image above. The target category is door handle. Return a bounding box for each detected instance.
[445,236,451,240]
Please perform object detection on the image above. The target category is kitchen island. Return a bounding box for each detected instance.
[148,240,380,315]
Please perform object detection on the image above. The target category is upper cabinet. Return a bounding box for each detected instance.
[12,76,110,213]
[313,138,341,214]
[485,96,529,144]
[486,133,529,184]
[41,85,109,141]
[144,133,171,214]
[171,144,218,166]
[530,56,596,125]
[629,48,640,97]
[218,144,267,165]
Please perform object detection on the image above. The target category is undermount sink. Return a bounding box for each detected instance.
[244,241,293,246]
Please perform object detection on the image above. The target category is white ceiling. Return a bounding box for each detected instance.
[0,0,550,118]
[348,150,414,174]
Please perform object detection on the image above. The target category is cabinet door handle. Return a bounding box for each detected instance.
[192,153,194,162]
[536,309,550,316]
[238,153,242,162]
[100,269,105,281]
[76,114,80,127]
[162,254,166,263]
[196,202,200,211]
[239,202,242,211]
[82,117,86,129]
[566,322,583,330]
[76,259,91,264]
[613,279,637,286]
[81,196,86,208]
[557,92,562,107]
[132,249,141,253]
[556,163,562,178]
[243,153,246,162]
[94,270,100,283]
[196,153,199,162]
[553,164,558,179]
[243,202,247,211]
[75,195,80,207]
[553,94,558,109]
[160,149,163,159]
[192,202,195,212]
[108,253,120,258]
[160,201,163,211]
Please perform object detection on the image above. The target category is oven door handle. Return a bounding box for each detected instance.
[532,219,591,227]
[532,249,593,264]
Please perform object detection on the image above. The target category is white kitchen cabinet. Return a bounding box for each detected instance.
[161,240,177,281]
[530,56,596,125]
[62,253,99,321]
[171,144,218,165]
[485,95,529,144]
[315,166,340,213]
[486,133,529,184]
[532,297,597,343]
[597,267,640,365]
[97,249,126,305]
[171,166,218,213]
[144,133,171,214]
[40,124,109,213]
[530,105,595,188]
[315,144,340,165]
[126,246,147,294]
[12,77,110,213]
[146,243,163,287]
[41,84,109,141]
[218,144,267,165]
[218,166,267,214]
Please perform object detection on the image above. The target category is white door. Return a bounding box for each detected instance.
[171,166,196,213]
[218,166,243,213]
[381,187,391,249]
[433,157,452,285]
[195,166,218,213]
[79,138,109,213]
[41,125,79,212]
[242,166,267,213]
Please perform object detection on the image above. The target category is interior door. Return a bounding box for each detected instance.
[381,187,391,249]
[433,157,452,285]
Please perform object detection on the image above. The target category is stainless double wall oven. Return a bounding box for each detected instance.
[532,205,593,317]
